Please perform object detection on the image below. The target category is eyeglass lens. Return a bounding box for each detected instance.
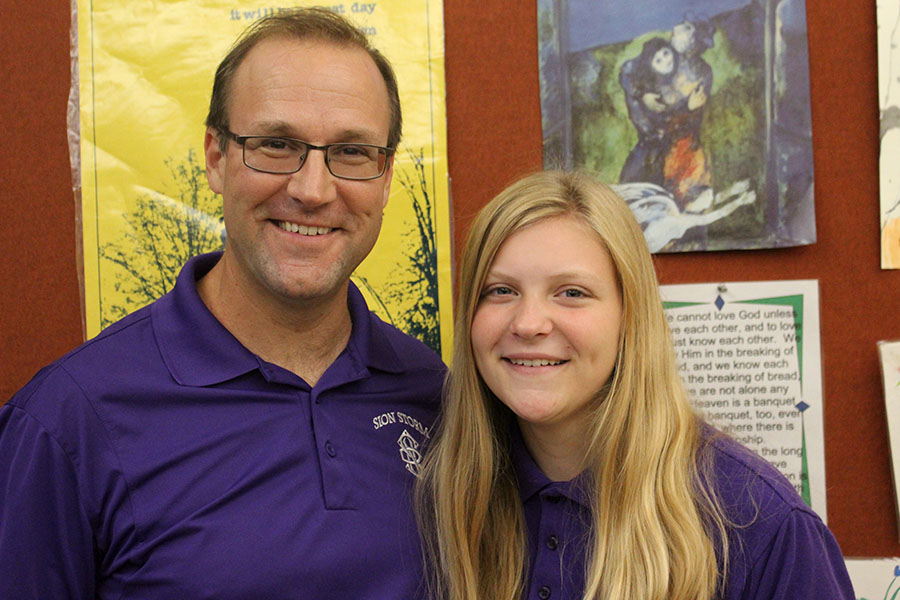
[241,137,387,179]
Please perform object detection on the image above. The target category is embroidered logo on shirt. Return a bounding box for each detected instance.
[372,411,430,476]
[372,411,431,438]
[397,430,423,477]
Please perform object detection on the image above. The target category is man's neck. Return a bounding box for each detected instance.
[196,256,352,387]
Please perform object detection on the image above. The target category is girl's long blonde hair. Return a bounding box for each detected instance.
[417,170,727,600]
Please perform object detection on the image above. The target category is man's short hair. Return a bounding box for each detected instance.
[206,7,402,150]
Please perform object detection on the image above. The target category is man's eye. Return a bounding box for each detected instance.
[260,138,304,152]
[333,144,376,161]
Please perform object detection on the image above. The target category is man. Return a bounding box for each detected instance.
[0,8,445,599]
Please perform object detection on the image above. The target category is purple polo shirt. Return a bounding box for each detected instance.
[0,252,445,600]
[513,424,856,599]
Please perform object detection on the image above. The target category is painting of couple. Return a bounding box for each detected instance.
[538,0,815,252]
[619,20,713,212]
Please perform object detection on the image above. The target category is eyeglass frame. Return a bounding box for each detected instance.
[223,130,395,181]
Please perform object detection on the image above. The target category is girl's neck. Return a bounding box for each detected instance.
[518,418,589,482]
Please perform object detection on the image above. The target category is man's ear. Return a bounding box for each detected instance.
[204,127,226,194]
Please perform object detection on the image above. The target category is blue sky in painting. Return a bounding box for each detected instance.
[566,0,753,51]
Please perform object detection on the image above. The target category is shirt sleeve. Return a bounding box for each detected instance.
[742,507,855,600]
[0,403,96,599]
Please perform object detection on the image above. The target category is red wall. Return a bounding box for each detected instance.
[1,1,895,557]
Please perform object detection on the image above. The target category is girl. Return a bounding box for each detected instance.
[417,170,853,599]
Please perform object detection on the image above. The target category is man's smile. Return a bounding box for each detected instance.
[276,220,334,236]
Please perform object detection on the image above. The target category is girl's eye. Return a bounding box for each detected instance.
[484,285,513,297]
[562,288,585,298]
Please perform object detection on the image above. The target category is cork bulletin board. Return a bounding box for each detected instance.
[1,0,896,558]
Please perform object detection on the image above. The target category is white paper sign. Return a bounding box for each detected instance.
[660,280,826,517]
[844,557,900,599]
[877,340,900,536]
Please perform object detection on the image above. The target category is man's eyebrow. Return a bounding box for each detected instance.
[247,122,385,144]
[333,129,383,143]
[251,121,296,136]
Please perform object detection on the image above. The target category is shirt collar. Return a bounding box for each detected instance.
[310,277,407,390]
[343,277,407,375]
[153,252,405,387]
[510,422,593,508]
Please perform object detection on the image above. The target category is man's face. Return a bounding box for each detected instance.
[671,21,696,55]
[205,38,393,306]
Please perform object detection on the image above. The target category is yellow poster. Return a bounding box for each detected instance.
[76,0,452,360]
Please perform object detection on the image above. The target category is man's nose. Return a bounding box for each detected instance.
[285,149,336,208]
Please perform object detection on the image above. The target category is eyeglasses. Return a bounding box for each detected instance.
[225,131,394,180]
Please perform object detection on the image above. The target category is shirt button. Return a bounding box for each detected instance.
[545,535,558,550]
[325,441,337,457]
[538,585,552,599]
[547,495,562,503]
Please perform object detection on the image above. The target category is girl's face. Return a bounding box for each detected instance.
[652,46,675,75]
[471,216,623,442]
